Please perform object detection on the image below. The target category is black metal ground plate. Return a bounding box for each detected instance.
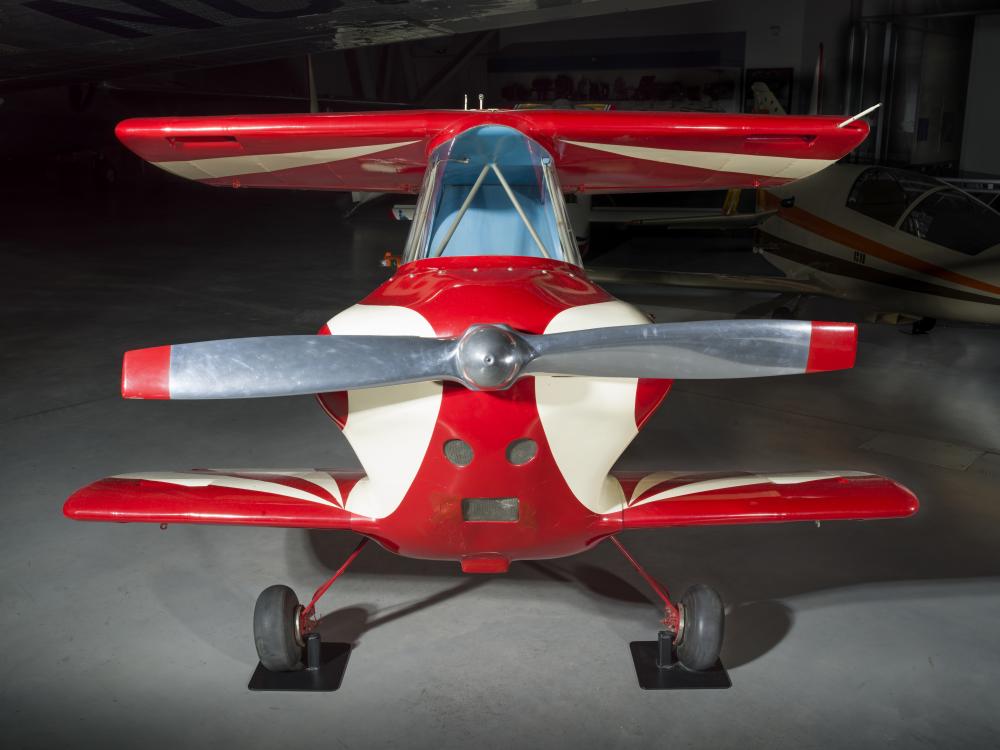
[248,634,350,692]
[629,631,731,690]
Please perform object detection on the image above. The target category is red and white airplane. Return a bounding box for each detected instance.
[65,109,918,676]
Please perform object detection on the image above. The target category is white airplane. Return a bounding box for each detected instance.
[753,164,1000,329]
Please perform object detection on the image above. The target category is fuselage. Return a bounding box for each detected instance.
[757,164,1000,324]
[316,255,671,572]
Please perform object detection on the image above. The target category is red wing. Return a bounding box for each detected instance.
[116,110,868,194]
[64,469,365,529]
[614,471,918,528]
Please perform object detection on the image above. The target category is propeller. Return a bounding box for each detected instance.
[121,320,856,400]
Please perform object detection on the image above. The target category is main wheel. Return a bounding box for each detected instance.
[675,584,725,672]
[253,584,303,672]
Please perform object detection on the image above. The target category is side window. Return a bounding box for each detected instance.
[846,168,908,226]
[901,190,1000,256]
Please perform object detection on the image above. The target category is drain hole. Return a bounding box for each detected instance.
[443,439,473,467]
[506,438,538,465]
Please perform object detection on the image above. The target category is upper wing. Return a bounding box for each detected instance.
[64,469,365,529]
[116,110,868,194]
[614,470,918,528]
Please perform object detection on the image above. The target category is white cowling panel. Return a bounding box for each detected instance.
[535,300,650,514]
[325,304,443,519]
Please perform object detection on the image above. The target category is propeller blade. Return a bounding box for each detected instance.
[521,320,855,380]
[120,320,856,400]
[121,334,458,399]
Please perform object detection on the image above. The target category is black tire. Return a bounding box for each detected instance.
[253,585,302,672]
[675,584,725,672]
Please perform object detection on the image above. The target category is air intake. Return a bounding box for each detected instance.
[462,497,519,522]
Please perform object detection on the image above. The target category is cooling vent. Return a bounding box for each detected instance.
[462,497,519,522]
[506,438,537,465]
[443,439,474,466]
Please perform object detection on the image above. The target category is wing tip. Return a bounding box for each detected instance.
[806,321,858,373]
[897,483,920,517]
[63,488,98,521]
[122,346,171,399]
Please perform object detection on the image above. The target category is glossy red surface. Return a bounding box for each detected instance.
[67,258,917,566]
[345,257,645,562]
[806,322,858,373]
[58,111,927,696]
[121,345,170,399]
[116,110,869,194]
[64,470,364,528]
[616,472,918,528]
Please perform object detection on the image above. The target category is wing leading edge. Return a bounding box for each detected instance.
[116,110,869,194]
[614,470,918,527]
[64,469,365,529]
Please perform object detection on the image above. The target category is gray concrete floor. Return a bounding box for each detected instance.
[2,187,999,749]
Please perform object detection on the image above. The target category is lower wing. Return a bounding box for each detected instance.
[64,469,364,528]
[613,470,918,528]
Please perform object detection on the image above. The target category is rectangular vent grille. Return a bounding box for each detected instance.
[462,497,519,522]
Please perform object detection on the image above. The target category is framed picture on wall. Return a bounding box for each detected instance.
[744,68,794,114]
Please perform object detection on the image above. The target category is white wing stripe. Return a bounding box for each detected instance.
[564,140,836,180]
[114,471,339,507]
[154,141,419,180]
[630,471,873,508]
[630,471,688,502]
[207,469,346,507]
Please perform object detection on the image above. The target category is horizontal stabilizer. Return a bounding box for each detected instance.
[614,470,918,528]
[64,469,364,528]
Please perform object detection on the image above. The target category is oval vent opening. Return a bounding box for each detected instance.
[443,439,474,467]
[506,438,538,465]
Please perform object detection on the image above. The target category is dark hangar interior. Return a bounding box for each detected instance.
[1,1,999,748]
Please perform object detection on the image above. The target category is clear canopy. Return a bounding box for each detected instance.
[402,125,582,266]
[846,167,1000,255]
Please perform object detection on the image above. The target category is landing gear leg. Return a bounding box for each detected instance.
[608,536,730,689]
[248,537,368,691]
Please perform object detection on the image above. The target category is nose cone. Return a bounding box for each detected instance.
[457,325,523,390]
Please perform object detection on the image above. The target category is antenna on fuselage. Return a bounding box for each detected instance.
[464,93,468,111]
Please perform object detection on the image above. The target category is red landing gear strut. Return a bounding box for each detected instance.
[299,537,369,638]
[608,535,728,683]
[608,536,681,633]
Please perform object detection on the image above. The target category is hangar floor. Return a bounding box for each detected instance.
[2,186,999,748]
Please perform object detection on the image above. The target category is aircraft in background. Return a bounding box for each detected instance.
[586,165,1000,331]
[580,88,1000,331]
[64,108,917,682]
[755,165,1000,330]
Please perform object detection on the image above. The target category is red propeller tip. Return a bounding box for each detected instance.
[122,346,171,399]
[805,322,858,373]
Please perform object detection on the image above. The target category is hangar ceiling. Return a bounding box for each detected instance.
[0,0,704,89]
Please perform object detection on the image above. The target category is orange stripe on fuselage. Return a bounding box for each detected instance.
[764,193,1000,298]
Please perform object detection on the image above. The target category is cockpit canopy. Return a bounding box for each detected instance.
[402,125,582,266]
[846,167,1000,256]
